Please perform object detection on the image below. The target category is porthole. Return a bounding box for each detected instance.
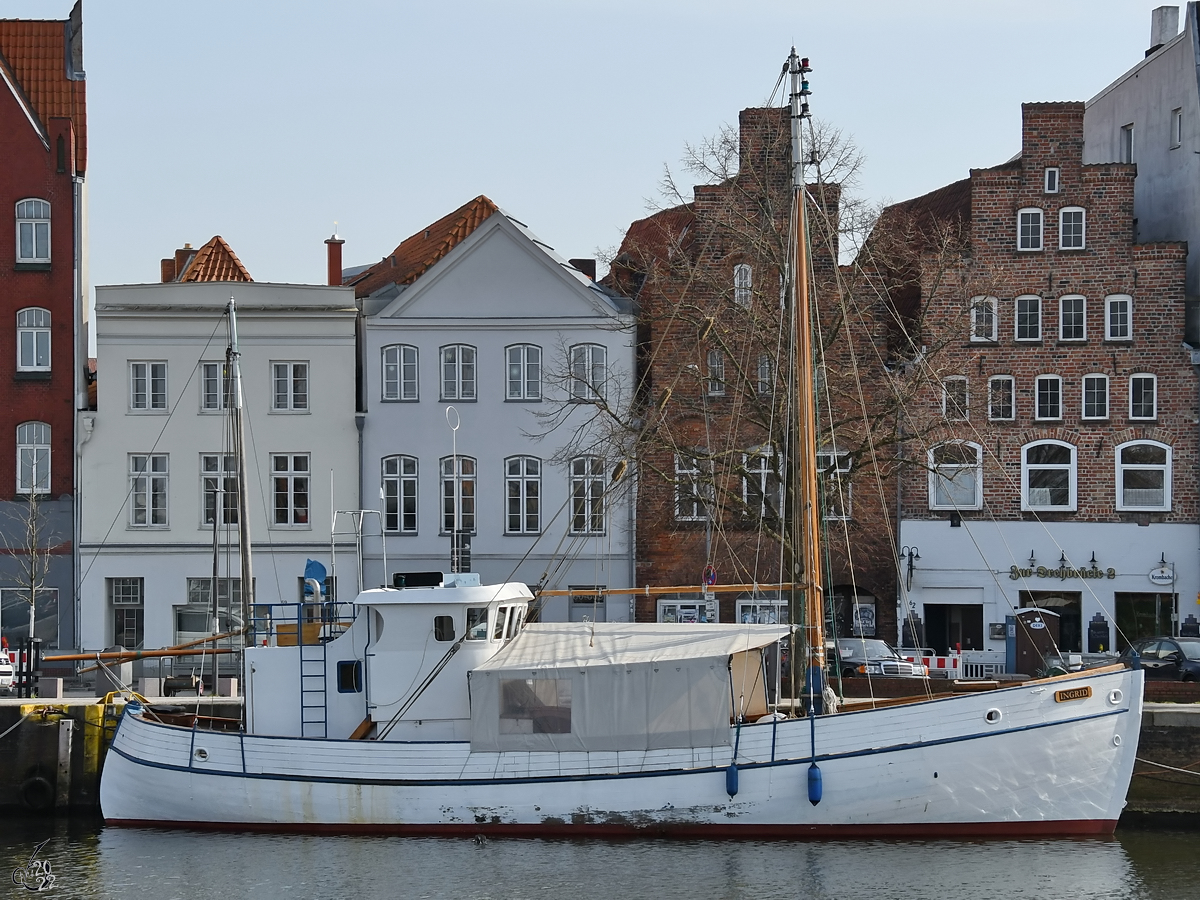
[985,708,1002,724]
[194,748,209,761]
[1113,734,1123,747]
[1108,689,1123,705]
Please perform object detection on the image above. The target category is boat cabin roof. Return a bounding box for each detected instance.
[357,581,533,607]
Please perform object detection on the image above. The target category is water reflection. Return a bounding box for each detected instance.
[0,817,1193,899]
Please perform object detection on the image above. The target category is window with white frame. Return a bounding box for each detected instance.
[1116,441,1171,511]
[1017,208,1044,251]
[16,422,49,494]
[658,598,710,624]
[756,354,772,394]
[1120,123,1135,163]
[1022,440,1076,510]
[15,199,50,263]
[1082,374,1109,419]
[818,449,852,521]
[200,361,230,411]
[570,456,605,534]
[1172,108,1183,148]
[942,377,968,420]
[674,454,709,521]
[1059,208,1086,250]
[706,348,725,396]
[569,343,607,401]
[734,263,752,308]
[382,455,417,534]
[16,308,50,372]
[1035,375,1062,420]
[1044,167,1060,193]
[737,598,789,625]
[108,577,144,650]
[130,361,167,411]
[201,454,238,525]
[1015,295,1042,340]
[382,344,418,401]
[439,345,476,401]
[129,454,168,527]
[1105,294,1132,340]
[272,454,310,526]
[272,361,309,411]
[970,296,997,342]
[988,376,1014,420]
[928,441,982,510]
[744,449,782,519]
[505,344,541,400]
[1059,294,1086,340]
[1130,374,1157,419]
[441,456,476,534]
[505,456,541,534]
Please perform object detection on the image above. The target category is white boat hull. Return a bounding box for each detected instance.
[100,666,1142,837]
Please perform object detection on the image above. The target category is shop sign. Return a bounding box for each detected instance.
[1009,564,1116,581]
[1148,565,1175,587]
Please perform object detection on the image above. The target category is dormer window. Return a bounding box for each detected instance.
[1044,168,1060,193]
[16,199,50,263]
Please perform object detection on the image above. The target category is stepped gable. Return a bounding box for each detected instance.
[348,195,500,298]
[161,236,253,283]
[0,2,87,172]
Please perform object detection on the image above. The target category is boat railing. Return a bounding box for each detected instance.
[251,601,358,647]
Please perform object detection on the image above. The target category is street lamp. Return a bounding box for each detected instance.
[900,545,920,592]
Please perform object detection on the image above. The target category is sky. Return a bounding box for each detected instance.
[1,0,1185,295]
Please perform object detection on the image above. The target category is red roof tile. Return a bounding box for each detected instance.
[349,195,500,298]
[0,5,87,173]
[167,236,253,283]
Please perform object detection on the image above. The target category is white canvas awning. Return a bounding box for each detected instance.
[468,623,788,753]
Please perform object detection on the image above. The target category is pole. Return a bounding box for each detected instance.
[228,298,254,700]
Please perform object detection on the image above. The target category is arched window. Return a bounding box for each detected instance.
[570,456,605,534]
[16,421,50,494]
[1022,440,1076,511]
[505,456,541,533]
[928,442,982,510]
[1059,207,1086,250]
[733,264,753,307]
[1105,294,1132,341]
[970,296,997,342]
[16,308,50,371]
[382,455,418,533]
[1115,441,1171,511]
[382,344,418,401]
[15,199,50,263]
[440,344,476,400]
[505,344,541,400]
[569,343,606,401]
[440,456,476,534]
[1017,207,1043,251]
[706,348,725,396]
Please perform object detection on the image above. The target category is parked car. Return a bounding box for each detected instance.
[829,638,929,679]
[1120,637,1200,681]
[0,650,13,694]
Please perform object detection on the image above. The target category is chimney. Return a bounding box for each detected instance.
[160,258,175,283]
[324,231,345,286]
[1148,6,1179,56]
[569,258,597,281]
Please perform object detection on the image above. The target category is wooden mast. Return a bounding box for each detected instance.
[788,49,826,712]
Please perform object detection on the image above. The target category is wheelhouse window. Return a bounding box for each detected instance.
[988,376,1014,420]
[928,442,982,511]
[1059,295,1085,340]
[569,343,607,402]
[129,454,168,527]
[1105,295,1132,341]
[272,361,309,411]
[201,454,238,525]
[1130,374,1157,419]
[440,345,476,400]
[1115,441,1171,511]
[942,377,968,420]
[272,454,310,526]
[1082,375,1109,420]
[130,361,167,411]
[706,349,725,396]
[1035,375,1062,420]
[16,421,50,494]
[16,308,50,371]
[1022,441,1076,511]
[505,344,541,400]
[570,456,605,534]
[382,344,418,401]
[505,456,541,534]
[382,455,418,534]
[733,263,752,308]
[1017,208,1043,251]
[441,456,476,534]
[970,296,997,342]
[674,454,709,522]
[15,199,50,263]
[1015,295,1042,341]
[1059,208,1086,251]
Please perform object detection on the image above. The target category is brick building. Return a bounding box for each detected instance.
[892,102,1198,658]
[0,3,88,656]
[608,108,900,639]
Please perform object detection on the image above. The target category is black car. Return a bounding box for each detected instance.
[1120,637,1200,681]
